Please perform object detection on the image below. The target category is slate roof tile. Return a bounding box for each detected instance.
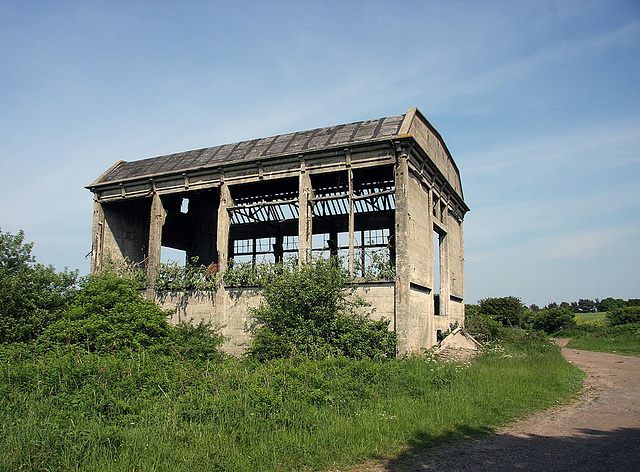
[93,114,404,185]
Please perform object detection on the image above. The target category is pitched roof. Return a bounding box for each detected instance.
[90,114,406,186]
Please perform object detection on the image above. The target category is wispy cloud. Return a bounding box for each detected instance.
[460,116,640,178]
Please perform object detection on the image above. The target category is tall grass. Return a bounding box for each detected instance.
[564,323,640,356]
[0,338,583,472]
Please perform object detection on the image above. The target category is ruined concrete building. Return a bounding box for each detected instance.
[87,107,469,355]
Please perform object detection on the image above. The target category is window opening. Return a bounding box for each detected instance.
[434,229,444,316]
[158,190,218,267]
[228,178,299,265]
[310,167,396,277]
[180,198,189,214]
[161,247,186,265]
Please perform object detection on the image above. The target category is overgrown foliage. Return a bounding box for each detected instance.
[155,258,218,292]
[247,258,397,360]
[0,228,78,344]
[222,260,277,287]
[0,336,583,472]
[528,307,575,333]
[354,246,396,280]
[38,271,224,360]
[40,272,173,353]
[606,306,640,326]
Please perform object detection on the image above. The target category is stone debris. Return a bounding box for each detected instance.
[434,327,482,360]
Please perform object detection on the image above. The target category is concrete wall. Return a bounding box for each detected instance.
[155,281,395,356]
[353,282,395,327]
[95,199,151,270]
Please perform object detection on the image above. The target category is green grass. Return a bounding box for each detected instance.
[0,338,583,472]
[574,312,607,324]
[565,322,640,356]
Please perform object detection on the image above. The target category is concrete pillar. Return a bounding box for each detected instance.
[90,199,105,275]
[394,144,410,354]
[217,180,232,272]
[298,162,313,263]
[146,192,165,296]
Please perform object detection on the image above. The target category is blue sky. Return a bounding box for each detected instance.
[1,0,638,306]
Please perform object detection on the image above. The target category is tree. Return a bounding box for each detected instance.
[0,228,78,344]
[530,307,575,333]
[597,297,625,312]
[478,296,526,327]
[246,258,396,360]
[577,299,596,313]
[0,229,34,274]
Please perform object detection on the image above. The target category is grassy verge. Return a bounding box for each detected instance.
[563,322,640,356]
[0,337,583,472]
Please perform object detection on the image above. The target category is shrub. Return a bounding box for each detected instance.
[478,296,526,327]
[222,260,276,287]
[246,258,396,360]
[530,307,575,334]
[606,306,640,326]
[171,320,225,361]
[465,303,505,341]
[40,272,225,360]
[40,272,172,353]
[0,228,78,344]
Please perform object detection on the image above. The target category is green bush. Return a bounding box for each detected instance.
[39,272,225,360]
[530,307,575,334]
[0,229,78,344]
[606,306,640,326]
[222,260,276,287]
[465,303,505,341]
[246,258,396,360]
[478,296,526,327]
[602,322,640,337]
[40,272,172,353]
[171,320,225,362]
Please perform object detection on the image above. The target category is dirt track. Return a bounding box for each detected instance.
[349,339,640,471]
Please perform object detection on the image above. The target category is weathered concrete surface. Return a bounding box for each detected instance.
[434,328,482,361]
[157,282,396,356]
[343,340,640,471]
[89,108,470,355]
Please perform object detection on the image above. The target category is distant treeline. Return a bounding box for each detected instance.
[529,298,640,314]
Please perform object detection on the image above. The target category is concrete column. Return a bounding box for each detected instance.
[298,163,313,263]
[90,199,105,275]
[394,144,410,354]
[217,181,232,272]
[146,192,165,296]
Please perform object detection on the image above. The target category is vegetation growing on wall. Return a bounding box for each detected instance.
[154,258,218,292]
[247,258,397,360]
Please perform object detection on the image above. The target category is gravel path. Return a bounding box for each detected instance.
[345,339,640,471]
